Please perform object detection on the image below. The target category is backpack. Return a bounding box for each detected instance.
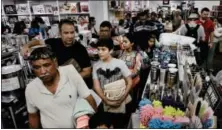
[185,24,200,45]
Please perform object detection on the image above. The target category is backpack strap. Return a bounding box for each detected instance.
[194,24,200,31]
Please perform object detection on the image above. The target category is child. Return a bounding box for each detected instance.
[89,112,114,129]
[145,35,160,59]
[92,38,132,128]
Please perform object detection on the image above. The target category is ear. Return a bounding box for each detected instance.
[53,58,58,67]
[109,49,113,54]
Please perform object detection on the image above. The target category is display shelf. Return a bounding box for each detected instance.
[60,12,90,15]
[2,14,30,16]
[31,13,57,16]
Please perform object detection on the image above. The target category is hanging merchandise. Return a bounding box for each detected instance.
[139,98,190,129]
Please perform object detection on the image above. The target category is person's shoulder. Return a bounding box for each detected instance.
[112,58,125,65]
[93,60,103,68]
[45,38,62,44]
[59,64,77,72]
[26,78,41,94]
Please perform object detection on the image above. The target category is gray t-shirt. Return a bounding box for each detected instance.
[93,58,131,89]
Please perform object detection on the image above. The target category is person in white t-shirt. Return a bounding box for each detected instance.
[25,47,97,128]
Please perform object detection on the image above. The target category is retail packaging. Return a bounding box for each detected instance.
[4,5,17,14]
[16,4,29,14]
[32,5,45,14]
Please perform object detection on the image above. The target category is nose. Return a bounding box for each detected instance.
[68,33,74,39]
[40,67,47,75]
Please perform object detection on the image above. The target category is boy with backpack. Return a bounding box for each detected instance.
[175,13,205,65]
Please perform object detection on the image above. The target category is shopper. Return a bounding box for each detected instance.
[35,17,48,38]
[89,112,114,129]
[22,19,93,89]
[158,10,164,23]
[163,16,173,32]
[119,34,141,85]
[150,12,164,40]
[115,19,126,35]
[88,17,98,38]
[124,13,132,29]
[2,22,11,34]
[13,21,27,35]
[25,47,96,128]
[28,20,46,39]
[133,11,158,51]
[175,13,205,65]
[208,18,222,69]
[172,9,184,31]
[118,33,142,111]
[144,35,160,59]
[92,38,132,128]
[48,21,59,38]
[196,7,215,69]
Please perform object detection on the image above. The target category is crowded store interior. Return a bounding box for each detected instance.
[1,0,222,129]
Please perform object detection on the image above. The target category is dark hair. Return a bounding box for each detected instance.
[148,35,156,41]
[31,20,40,29]
[100,21,112,29]
[35,17,45,24]
[13,21,26,34]
[151,12,157,17]
[119,19,124,26]
[89,112,114,129]
[126,13,131,18]
[201,7,210,13]
[59,19,75,31]
[97,38,114,51]
[29,47,55,62]
[138,11,147,17]
[124,33,134,43]
[89,17,95,23]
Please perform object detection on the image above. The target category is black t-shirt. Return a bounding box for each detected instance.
[45,38,93,88]
[45,38,91,69]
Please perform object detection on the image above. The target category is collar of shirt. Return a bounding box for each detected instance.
[37,67,68,95]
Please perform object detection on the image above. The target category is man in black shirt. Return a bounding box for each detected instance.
[22,19,93,88]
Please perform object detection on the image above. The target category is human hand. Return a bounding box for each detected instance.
[21,44,31,57]
[208,43,213,49]
[105,98,121,108]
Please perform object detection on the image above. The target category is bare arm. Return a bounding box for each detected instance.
[121,76,132,101]
[28,112,40,128]
[80,67,92,78]
[21,40,44,56]
[210,31,214,43]
[93,79,107,102]
[85,94,97,112]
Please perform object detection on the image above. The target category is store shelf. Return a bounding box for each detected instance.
[60,12,89,15]
[31,13,57,16]
[3,14,30,16]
